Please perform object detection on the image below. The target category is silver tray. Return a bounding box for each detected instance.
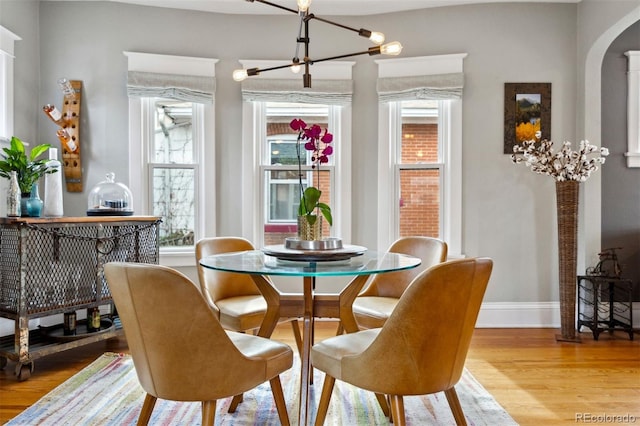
[284,237,343,250]
[262,244,366,262]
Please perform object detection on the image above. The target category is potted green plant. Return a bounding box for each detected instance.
[0,136,56,194]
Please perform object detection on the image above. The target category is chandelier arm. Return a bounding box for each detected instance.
[246,48,378,78]
[306,48,381,65]
[303,17,311,87]
[250,0,376,40]
[293,14,304,61]
[306,13,372,38]
[251,0,298,15]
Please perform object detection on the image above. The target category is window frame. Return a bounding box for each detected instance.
[125,52,217,266]
[264,133,313,224]
[625,51,640,167]
[376,54,464,256]
[242,101,351,248]
[144,98,202,248]
[239,60,354,247]
[0,25,21,139]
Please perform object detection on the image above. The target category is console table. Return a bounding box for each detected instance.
[577,275,635,340]
[0,216,160,380]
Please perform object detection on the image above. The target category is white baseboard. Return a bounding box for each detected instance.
[2,302,639,337]
[476,301,640,329]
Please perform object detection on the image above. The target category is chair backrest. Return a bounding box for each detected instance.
[195,237,262,310]
[104,262,270,401]
[362,236,448,298]
[342,258,493,396]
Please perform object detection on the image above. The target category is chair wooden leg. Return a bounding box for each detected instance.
[389,395,406,426]
[375,392,390,417]
[201,400,216,426]
[290,319,303,357]
[228,393,243,413]
[137,393,157,426]
[314,374,336,426]
[269,375,291,426]
[444,387,468,426]
[335,322,344,335]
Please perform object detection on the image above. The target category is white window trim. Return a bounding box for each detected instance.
[125,52,218,266]
[240,60,353,247]
[0,25,21,139]
[625,51,640,167]
[376,54,465,256]
[243,102,352,247]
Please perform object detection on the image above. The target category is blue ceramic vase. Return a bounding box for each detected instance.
[25,183,43,217]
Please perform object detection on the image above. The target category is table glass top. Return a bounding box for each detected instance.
[199,249,421,277]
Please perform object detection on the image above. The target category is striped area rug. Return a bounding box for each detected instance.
[6,352,518,425]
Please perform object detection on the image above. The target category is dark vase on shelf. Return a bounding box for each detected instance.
[25,183,43,218]
[20,194,29,217]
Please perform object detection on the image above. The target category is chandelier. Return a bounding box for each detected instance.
[232,0,403,88]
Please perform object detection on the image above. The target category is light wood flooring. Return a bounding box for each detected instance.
[1,322,638,425]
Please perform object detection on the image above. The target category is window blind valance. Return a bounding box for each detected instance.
[241,79,353,105]
[127,71,216,104]
[377,72,463,102]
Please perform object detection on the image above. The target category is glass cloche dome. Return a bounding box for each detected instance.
[86,172,134,216]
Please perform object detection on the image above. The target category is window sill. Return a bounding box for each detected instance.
[160,248,195,267]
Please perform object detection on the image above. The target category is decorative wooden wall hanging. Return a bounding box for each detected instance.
[61,80,83,192]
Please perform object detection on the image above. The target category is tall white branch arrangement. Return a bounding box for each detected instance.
[511,138,609,181]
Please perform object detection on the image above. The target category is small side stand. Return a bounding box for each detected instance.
[577,275,635,341]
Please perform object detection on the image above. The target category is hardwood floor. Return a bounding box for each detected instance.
[1,322,638,425]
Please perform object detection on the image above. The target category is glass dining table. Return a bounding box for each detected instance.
[199,246,421,426]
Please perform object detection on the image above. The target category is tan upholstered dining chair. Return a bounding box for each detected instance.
[196,237,305,411]
[104,262,293,426]
[311,257,493,426]
[341,236,447,333]
[195,237,303,348]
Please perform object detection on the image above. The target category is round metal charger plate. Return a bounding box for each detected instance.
[262,244,366,262]
[284,237,343,250]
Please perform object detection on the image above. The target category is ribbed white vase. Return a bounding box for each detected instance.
[44,148,64,217]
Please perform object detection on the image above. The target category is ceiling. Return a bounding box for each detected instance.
[98,0,580,16]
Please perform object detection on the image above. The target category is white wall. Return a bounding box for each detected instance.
[0,0,638,330]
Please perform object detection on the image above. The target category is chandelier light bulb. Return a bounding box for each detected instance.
[380,41,403,56]
[369,31,385,45]
[232,69,249,82]
[297,0,312,12]
[290,57,301,74]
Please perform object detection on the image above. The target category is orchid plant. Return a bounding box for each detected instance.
[290,118,334,226]
[511,136,609,182]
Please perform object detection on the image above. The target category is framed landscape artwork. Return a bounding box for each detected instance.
[503,83,551,154]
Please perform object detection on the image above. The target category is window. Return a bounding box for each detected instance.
[266,134,304,223]
[0,26,21,219]
[397,100,442,238]
[125,52,217,266]
[239,60,353,248]
[377,54,465,256]
[147,99,200,247]
[625,51,640,167]
[261,103,335,245]
[0,25,21,139]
